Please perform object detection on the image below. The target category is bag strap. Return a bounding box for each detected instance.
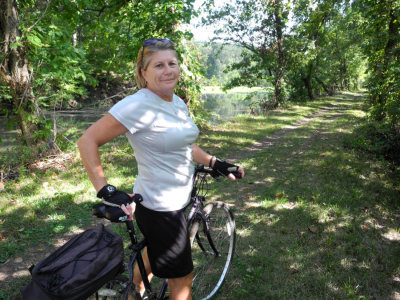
[38,225,107,273]
[39,226,117,291]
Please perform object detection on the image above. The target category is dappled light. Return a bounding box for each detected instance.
[206,94,400,299]
[1,93,399,299]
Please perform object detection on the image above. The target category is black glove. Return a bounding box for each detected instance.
[212,158,242,179]
[97,184,134,208]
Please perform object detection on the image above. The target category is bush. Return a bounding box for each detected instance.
[344,120,400,165]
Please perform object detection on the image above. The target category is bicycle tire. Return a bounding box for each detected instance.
[189,201,236,300]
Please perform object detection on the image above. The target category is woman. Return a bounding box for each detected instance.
[78,38,244,300]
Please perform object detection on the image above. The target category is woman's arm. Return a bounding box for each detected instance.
[77,113,128,192]
[192,144,216,167]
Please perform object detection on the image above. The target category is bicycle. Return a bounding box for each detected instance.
[90,163,237,300]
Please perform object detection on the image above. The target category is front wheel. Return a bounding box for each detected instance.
[189,202,236,299]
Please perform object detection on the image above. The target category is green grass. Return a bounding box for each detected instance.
[1,92,399,299]
[208,93,400,299]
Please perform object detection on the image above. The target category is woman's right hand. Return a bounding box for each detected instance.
[123,194,138,220]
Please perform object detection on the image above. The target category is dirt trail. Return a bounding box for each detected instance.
[229,101,349,163]
[0,94,360,294]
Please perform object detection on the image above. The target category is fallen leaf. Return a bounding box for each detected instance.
[276,193,284,198]
[289,264,300,273]
[308,226,318,233]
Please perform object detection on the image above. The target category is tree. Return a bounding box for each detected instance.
[354,0,400,127]
[0,0,200,155]
[196,42,243,86]
[202,0,290,109]
[0,0,47,149]
[285,0,364,101]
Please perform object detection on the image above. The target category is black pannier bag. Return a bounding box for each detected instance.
[21,224,124,300]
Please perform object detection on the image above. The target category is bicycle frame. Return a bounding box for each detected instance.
[121,220,169,300]
[94,164,218,300]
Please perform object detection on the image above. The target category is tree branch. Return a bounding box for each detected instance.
[84,5,114,17]
[26,0,52,33]
[100,87,136,102]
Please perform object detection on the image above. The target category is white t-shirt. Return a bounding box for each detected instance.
[109,88,199,211]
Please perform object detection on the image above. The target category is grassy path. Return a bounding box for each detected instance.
[1,92,399,299]
[209,93,400,299]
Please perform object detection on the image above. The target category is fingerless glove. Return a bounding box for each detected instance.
[212,158,241,178]
[97,184,133,208]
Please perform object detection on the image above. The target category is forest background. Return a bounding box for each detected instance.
[0,0,399,172]
[0,1,400,299]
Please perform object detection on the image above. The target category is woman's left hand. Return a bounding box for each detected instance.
[228,167,245,181]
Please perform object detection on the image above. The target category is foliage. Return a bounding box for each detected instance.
[201,0,289,109]
[1,0,399,168]
[0,0,202,162]
[199,0,368,108]
[344,120,400,165]
[345,0,400,163]
[353,0,400,128]
[175,39,204,115]
[195,42,243,86]
[286,0,365,101]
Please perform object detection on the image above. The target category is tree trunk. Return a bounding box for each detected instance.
[302,63,314,100]
[315,76,334,96]
[384,5,399,67]
[0,0,43,148]
[272,0,285,107]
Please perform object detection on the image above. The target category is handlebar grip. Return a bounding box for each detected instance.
[231,171,242,179]
[92,203,128,222]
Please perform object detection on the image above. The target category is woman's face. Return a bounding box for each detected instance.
[141,50,179,101]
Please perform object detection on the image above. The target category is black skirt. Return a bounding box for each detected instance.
[134,202,194,278]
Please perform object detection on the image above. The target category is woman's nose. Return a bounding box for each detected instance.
[164,66,173,74]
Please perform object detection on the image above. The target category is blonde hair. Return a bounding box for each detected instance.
[135,40,178,89]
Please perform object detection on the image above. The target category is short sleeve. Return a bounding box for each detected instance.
[109,92,156,134]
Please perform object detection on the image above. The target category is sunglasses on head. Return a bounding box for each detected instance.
[143,38,172,46]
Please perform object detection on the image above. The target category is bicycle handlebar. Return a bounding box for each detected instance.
[93,164,241,222]
[194,164,242,179]
[92,203,129,222]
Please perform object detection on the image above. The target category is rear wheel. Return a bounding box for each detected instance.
[189,202,236,299]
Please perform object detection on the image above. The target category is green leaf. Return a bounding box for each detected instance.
[10,42,23,48]
[27,35,42,47]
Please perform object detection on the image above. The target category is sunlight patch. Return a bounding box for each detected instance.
[382,230,400,241]
[275,202,297,210]
[340,257,357,269]
[46,213,66,221]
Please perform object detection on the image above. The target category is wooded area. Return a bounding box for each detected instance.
[0,2,399,298]
[0,0,399,166]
